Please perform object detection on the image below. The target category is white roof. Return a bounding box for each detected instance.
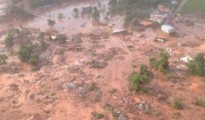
[112,29,126,34]
[180,56,193,63]
[161,25,175,34]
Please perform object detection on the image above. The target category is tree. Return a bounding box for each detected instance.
[0,54,8,65]
[58,13,64,19]
[57,34,67,44]
[29,54,39,65]
[92,7,100,22]
[73,8,79,17]
[18,45,33,62]
[5,34,14,48]
[188,53,205,76]
[18,44,39,65]
[129,64,153,92]
[47,19,56,28]
[150,51,170,73]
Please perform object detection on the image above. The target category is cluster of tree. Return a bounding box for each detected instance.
[129,51,205,93]
[5,3,33,19]
[18,44,39,66]
[108,0,170,26]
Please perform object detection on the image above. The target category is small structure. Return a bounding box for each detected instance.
[51,35,57,40]
[112,28,127,35]
[161,25,175,34]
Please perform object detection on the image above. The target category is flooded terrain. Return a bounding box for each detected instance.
[1,0,205,120]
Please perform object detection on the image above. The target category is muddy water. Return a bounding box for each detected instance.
[0,0,7,16]
[26,0,109,35]
[26,0,125,36]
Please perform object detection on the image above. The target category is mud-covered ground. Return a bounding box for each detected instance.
[0,1,205,120]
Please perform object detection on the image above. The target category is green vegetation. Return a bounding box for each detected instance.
[0,54,8,65]
[5,34,14,48]
[188,53,204,76]
[150,51,170,74]
[108,0,170,26]
[172,99,183,110]
[47,19,56,29]
[38,32,47,50]
[58,13,64,19]
[92,112,104,119]
[73,8,79,17]
[180,0,205,14]
[57,34,67,44]
[81,6,92,15]
[18,44,39,65]
[129,64,153,92]
[195,98,205,108]
[38,32,45,40]
[6,4,32,19]
[92,7,100,22]
[86,82,98,91]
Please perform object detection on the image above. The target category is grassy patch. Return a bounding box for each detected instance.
[92,112,104,119]
[172,99,183,110]
[181,0,205,14]
[195,98,205,108]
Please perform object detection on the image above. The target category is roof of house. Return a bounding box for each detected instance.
[161,25,175,33]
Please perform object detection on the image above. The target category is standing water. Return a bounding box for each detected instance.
[27,0,109,35]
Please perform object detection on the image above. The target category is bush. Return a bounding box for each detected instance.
[5,34,14,48]
[92,8,100,22]
[18,45,33,62]
[150,51,170,73]
[57,34,67,44]
[195,98,205,108]
[92,112,104,119]
[29,54,39,65]
[18,44,39,65]
[0,54,8,64]
[73,8,79,17]
[58,13,64,19]
[188,53,205,76]
[172,99,183,110]
[86,82,98,91]
[40,39,47,50]
[129,64,153,92]
[81,6,92,15]
[38,32,45,40]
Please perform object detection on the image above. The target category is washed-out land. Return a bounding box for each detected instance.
[0,0,205,120]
